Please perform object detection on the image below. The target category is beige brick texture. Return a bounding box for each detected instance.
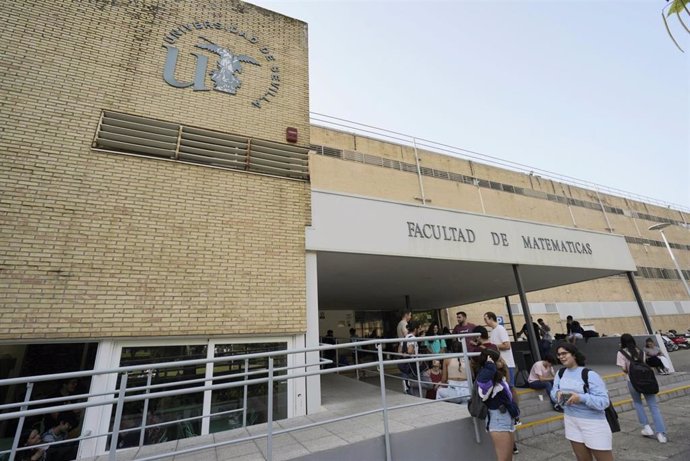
[0,0,311,340]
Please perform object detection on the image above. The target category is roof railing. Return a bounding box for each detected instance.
[310,112,690,214]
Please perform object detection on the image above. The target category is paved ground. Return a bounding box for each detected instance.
[514,348,690,460]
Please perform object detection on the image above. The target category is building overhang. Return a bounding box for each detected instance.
[306,190,637,310]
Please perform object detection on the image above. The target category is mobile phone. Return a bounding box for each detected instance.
[558,392,573,406]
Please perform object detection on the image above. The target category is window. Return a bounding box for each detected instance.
[0,343,97,441]
[111,345,208,448]
[209,342,287,433]
[107,340,289,449]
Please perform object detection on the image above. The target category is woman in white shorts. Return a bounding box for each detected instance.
[551,343,613,461]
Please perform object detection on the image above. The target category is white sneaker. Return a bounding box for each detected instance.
[641,425,654,436]
[657,433,667,443]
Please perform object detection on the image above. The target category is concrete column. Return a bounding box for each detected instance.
[503,296,518,341]
[512,265,541,362]
[305,252,322,413]
[626,271,654,334]
[77,340,119,459]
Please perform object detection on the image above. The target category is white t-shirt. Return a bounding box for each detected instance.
[489,324,516,367]
[396,320,408,338]
[400,333,418,355]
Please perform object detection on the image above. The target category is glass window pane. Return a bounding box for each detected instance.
[0,343,96,449]
[209,343,287,433]
[111,345,207,449]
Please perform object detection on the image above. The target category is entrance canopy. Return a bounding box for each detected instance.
[307,191,637,310]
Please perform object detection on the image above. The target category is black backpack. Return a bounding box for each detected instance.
[467,382,488,420]
[514,369,530,388]
[619,349,659,395]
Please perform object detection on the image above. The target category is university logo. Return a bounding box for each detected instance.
[195,37,260,95]
[162,22,280,108]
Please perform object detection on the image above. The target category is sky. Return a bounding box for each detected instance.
[249,0,690,210]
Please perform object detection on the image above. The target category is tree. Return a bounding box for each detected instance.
[663,0,690,52]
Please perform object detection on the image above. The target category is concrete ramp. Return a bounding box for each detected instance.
[289,374,494,461]
[97,374,494,461]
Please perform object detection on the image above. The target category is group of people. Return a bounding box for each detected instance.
[19,379,82,461]
[396,310,672,461]
[397,310,523,455]
[479,333,670,461]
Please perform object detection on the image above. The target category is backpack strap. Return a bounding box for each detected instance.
[620,348,640,363]
[557,367,590,393]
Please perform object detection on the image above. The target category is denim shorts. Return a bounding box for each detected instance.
[488,408,515,432]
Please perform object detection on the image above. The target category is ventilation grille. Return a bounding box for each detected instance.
[94,111,310,181]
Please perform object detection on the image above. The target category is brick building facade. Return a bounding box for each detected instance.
[0,1,688,457]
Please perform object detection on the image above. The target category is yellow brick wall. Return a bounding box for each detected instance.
[0,0,311,340]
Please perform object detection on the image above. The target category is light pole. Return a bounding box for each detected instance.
[648,223,690,299]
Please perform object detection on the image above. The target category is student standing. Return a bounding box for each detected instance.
[616,333,667,443]
[484,311,520,453]
[483,312,516,387]
[424,323,447,354]
[551,343,613,461]
[396,310,411,353]
[452,311,476,335]
[451,311,476,351]
[476,349,518,461]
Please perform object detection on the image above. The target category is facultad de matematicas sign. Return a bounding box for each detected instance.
[306,191,635,271]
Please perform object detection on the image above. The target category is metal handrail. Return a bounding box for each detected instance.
[0,333,482,461]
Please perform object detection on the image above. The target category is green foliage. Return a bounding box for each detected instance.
[663,0,689,52]
[667,0,690,17]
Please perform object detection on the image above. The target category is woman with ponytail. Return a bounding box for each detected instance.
[616,333,667,443]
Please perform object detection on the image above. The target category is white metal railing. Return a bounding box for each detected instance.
[0,334,481,461]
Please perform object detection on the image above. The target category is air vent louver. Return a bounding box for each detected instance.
[94,111,310,181]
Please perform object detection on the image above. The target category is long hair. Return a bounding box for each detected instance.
[620,333,641,361]
[478,349,503,385]
[556,342,586,366]
[426,323,439,337]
